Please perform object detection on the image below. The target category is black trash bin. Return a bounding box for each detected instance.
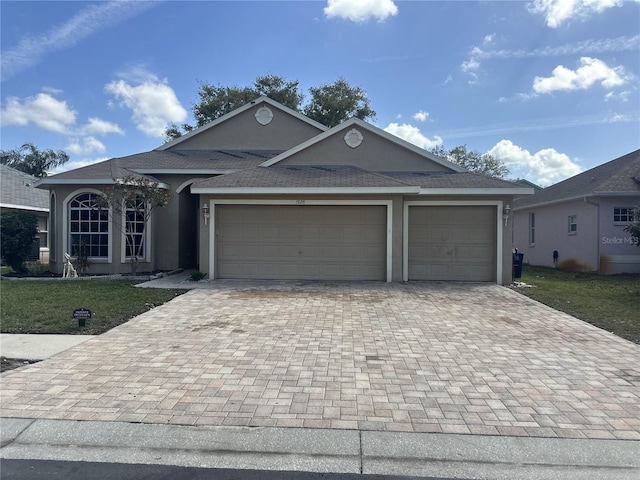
[513,252,524,279]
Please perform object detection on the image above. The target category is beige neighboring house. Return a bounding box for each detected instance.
[37,97,532,283]
[0,164,50,263]
[513,149,640,274]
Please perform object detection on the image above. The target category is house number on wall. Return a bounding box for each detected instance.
[296,200,305,206]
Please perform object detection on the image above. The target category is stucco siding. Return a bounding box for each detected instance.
[168,104,322,151]
[514,200,598,271]
[598,197,640,273]
[277,130,452,172]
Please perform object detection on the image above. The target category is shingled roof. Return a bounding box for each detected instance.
[0,164,49,211]
[191,165,419,193]
[514,149,640,209]
[38,150,283,183]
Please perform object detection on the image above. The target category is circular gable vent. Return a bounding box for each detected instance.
[344,128,363,148]
[255,106,274,125]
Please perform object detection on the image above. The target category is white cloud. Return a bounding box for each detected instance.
[49,157,110,176]
[527,0,625,28]
[324,0,398,22]
[384,123,442,149]
[488,139,581,185]
[413,110,429,122]
[533,57,626,93]
[0,1,158,81]
[80,117,124,136]
[604,90,630,102]
[0,93,76,133]
[105,76,187,137]
[65,136,106,155]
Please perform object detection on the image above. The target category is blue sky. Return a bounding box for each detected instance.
[1,0,639,186]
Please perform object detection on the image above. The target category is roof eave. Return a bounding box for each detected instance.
[190,186,420,194]
[419,187,535,195]
[513,191,640,211]
[0,203,49,213]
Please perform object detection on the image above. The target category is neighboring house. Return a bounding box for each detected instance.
[37,97,532,283]
[0,164,50,262]
[513,149,640,274]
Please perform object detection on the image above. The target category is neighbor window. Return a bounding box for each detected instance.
[613,207,633,224]
[529,213,535,245]
[124,195,147,259]
[568,215,577,234]
[69,193,109,258]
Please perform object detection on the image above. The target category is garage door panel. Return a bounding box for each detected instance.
[217,205,386,280]
[408,206,496,282]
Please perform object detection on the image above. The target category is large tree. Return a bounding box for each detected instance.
[0,143,69,178]
[303,77,375,128]
[165,74,374,141]
[429,145,509,179]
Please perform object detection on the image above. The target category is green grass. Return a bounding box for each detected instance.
[1,280,187,335]
[517,265,640,344]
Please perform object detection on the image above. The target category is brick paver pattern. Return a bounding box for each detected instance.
[1,282,639,439]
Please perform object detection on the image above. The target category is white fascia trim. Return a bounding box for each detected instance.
[0,203,49,212]
[192,187,420,194]
[37,178,117,186]
[402,200,503,285]
[156,97,327,151]
[260,117,466,172]
[208,198,393,283]
[419,188,534,195]
[131,169,239,175]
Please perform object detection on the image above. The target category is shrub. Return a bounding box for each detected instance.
[191,270,206,281]
[0,210,38,274]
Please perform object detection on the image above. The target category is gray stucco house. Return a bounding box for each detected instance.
[37,97,532,283]
[1,164,50,262]
[513,149,640,274]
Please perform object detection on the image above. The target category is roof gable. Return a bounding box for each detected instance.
[157,97,327,152]
[514,149,640,209]
[260,118,466,173]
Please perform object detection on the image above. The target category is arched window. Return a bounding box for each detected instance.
[124,194,147,259]
[69,193,109,258]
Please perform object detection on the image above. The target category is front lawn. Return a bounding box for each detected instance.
[1,280,187,335]
[516,265,640,344]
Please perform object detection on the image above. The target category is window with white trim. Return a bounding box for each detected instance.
[568,215,577,234]
[124,195,147,259]
[69,193,109,258]
[613,207,633,224]
[528,213,535,245]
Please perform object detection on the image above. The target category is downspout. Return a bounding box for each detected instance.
[584,196,600,272]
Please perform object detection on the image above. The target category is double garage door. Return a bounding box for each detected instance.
[214,204,497,282]
[216,205,387,280]
[408,206,497,282]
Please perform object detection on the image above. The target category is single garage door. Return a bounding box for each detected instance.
[408,206,496,281]
[216,204,386,280]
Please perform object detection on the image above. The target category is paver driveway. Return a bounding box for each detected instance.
[1,281,639,440]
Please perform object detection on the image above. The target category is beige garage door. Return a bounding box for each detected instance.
[216,205,386,280]
[408,206,496,281]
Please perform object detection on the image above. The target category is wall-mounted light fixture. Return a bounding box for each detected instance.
[202,203,210,225]
[503,204,511,226]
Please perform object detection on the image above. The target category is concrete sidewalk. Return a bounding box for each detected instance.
[1,418,639,479]
[0,334,95,360]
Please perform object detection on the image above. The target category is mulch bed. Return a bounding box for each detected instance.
[1,357,40,373]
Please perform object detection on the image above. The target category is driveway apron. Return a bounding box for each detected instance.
[1,282,638,440]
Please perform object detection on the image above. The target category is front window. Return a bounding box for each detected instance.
[614,207,633,224]
[69,193,109,258]
[568,215,577,234]
[124,195,147,258]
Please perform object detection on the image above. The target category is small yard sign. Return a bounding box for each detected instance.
[73,308,92,328]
